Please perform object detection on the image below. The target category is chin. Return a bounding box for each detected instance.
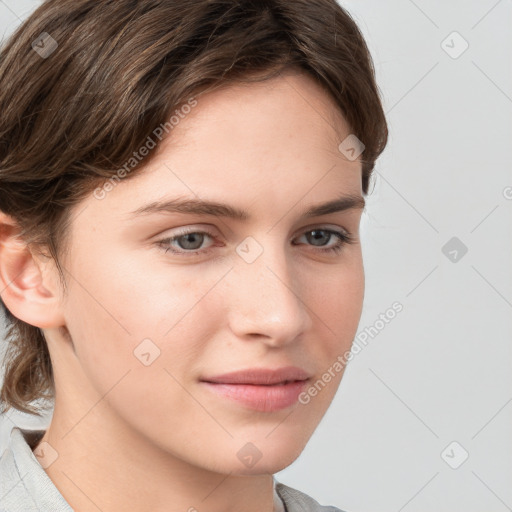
[219,434,309,476]
[227,452,301,476]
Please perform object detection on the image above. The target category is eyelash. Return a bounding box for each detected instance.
[156,227,356,257]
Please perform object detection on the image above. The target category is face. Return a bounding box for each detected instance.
[49,69,365,475]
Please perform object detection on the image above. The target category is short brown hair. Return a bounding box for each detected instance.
[0,0,388,416]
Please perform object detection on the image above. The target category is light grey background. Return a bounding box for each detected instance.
[1,1,511,511]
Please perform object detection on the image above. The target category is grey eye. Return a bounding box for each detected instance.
[304,230,332,247]
[175,232,206,250]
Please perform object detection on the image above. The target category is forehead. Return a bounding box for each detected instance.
[68,69,362,233]
[172,68,350,148]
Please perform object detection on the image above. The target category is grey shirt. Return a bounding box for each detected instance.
[0,426,345,512]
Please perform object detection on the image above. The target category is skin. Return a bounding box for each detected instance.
[0,68,365,512]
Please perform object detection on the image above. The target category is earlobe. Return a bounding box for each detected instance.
[0,212,65,329]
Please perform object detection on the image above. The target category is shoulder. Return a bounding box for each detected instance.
[0,426,41,511]
[0,425,72,512]
[275,481,348,512]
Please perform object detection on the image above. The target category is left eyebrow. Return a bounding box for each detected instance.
[127,193,366,221]
[304,194,366,217]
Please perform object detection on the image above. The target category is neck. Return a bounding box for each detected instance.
[35,406,276,512]
[33,386,276,512]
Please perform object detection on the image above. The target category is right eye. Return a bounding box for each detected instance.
[157,229,217,256]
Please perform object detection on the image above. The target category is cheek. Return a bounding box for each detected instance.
[60,272,209,436]
[61,252,227,387]
[306,255,364,351]
[294,261,364,424]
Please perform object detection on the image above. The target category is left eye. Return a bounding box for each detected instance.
[157,228,355,256]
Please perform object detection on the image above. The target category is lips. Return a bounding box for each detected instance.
[199,366,311,412]
[200,366,311,385]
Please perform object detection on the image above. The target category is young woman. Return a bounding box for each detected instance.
[0,0,388,510]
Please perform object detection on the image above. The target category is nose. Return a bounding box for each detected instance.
[226,240,313,347]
